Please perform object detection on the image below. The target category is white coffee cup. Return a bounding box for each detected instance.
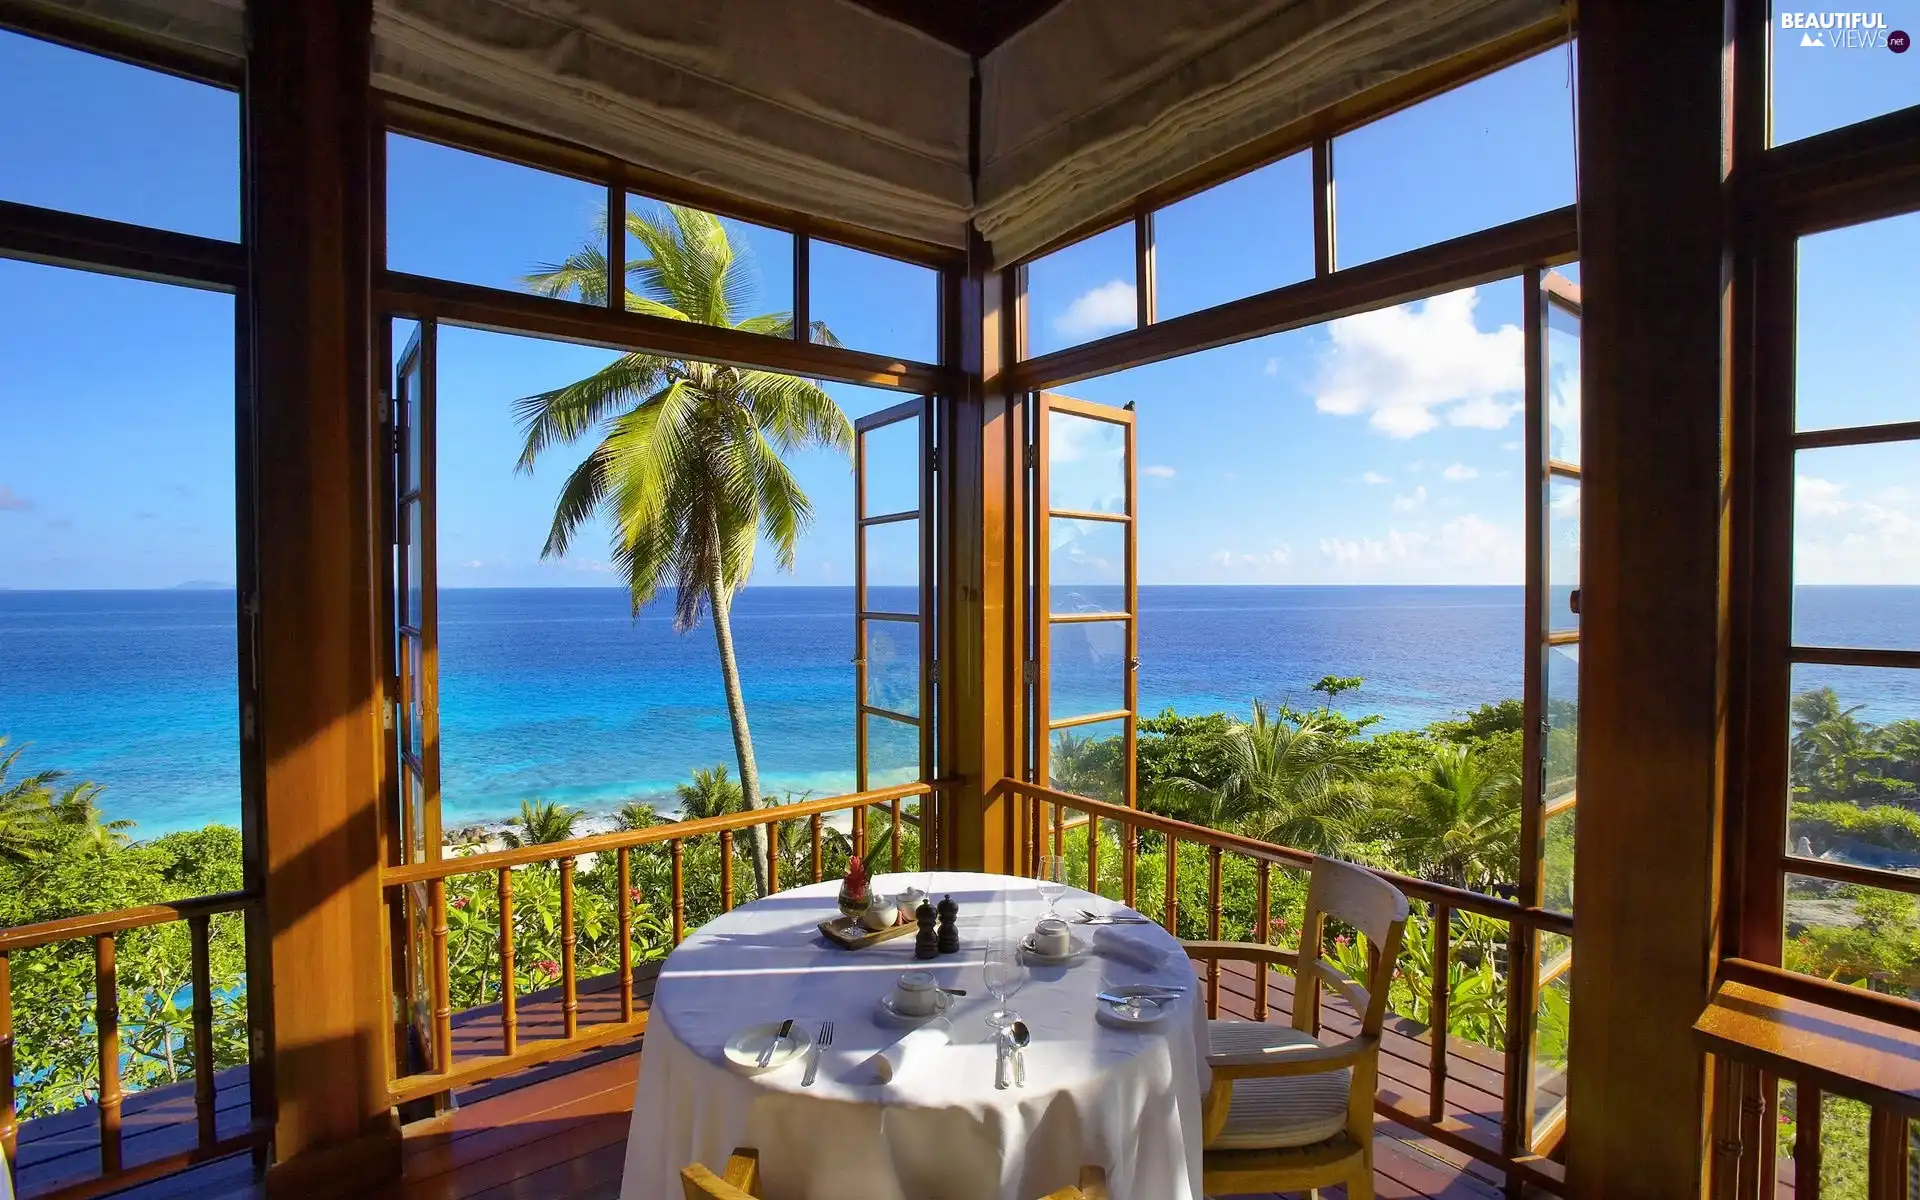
[1032,917,1071,957]
[894,970,939,1016]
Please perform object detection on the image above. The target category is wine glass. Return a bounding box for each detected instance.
[982,935,1028,1030]
[1036,854,1068,918]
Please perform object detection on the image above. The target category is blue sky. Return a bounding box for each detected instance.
[2,26,1916,591]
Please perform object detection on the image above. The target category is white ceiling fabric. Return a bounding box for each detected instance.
[975,0,1568,266]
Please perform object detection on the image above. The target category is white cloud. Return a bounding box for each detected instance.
[1392,485,1428,512]
[1210,543,1295,574]
[1442,463,1479,482]
[1360,471,1392,485]
[1263,358,1280,377]
[1143,464,1177,480]
[1317,514,1523,583]
[466,559,485,569]
[1501,441,1524,452]
[1311,288,1524,438]
[1794,474,1920,583]
[1053,280,1137,339]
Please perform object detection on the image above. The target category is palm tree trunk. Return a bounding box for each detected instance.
[709,549,771,898]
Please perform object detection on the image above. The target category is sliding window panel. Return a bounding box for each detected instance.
[1792,442,1920,652]
[1795,212,1920,432]
[1550,478,1581,636]
[393,322,441,866]
[1035,394,1137,808]
[1784,663,1920,876]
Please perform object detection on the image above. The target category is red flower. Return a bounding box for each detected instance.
[450,896,469,910]
[536,959,560,977]
[1334,934,1351,948]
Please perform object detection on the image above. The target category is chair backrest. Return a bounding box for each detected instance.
[1292,855,1409,1035]
[683,1153,1103,1199]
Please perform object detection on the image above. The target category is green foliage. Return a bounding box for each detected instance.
[500,798,584,848]
[0,737,136,862]
[1778,1086,1873,1200]
[1789,800,1920,858]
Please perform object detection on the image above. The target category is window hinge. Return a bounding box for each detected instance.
[1026,444,1037,470]
[384,701,396,732]
[1023,661,1036,686]
[930,660,940,684]
[241,702,256,742]
[928,445,940,474]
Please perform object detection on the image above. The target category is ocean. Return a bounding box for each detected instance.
[1,585,1915,836]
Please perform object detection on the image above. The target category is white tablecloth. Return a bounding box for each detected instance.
[620,871,1207,1200]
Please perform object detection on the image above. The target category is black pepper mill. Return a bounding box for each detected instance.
[936,894,960,955]
[913,898,939,960]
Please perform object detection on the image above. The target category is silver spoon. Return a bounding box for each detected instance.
[1009,1020,1031,1087]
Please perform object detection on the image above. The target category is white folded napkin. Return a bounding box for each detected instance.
[871,1017,952,1083]
[1093,925,1173,973]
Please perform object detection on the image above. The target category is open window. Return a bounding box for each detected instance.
[1031,392,1139,817]
[1518,268,1580,1152]
[853,396,933,868]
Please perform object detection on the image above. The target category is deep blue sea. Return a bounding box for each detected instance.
[1,585,1915,836]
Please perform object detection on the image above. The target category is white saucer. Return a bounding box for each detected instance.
[876,989,955,1027]
[1020,931,1091,965]
[1096,986,1176,1030]
[723,1022,812,1075]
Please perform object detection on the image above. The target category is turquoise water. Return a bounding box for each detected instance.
[1,585,1915,835]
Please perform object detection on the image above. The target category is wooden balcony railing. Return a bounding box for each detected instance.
[0,890,266,1200]
[380,780,937,1105]
[1699,957,1920,1199]
[1007,779,1573,1195]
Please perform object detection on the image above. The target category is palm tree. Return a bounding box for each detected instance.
[0,739,127,861]
[674,765,745,822]
[1791,687,1890,801]
[1383,743,1521,890]
[518,204,853,896]
[500,799,582,848]
[48,779,135,856]
[1151,701,1372,855]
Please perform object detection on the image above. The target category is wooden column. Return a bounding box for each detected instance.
[1566,2,1733,1194]
[247,0,400,1193]
[941,231,1021,872]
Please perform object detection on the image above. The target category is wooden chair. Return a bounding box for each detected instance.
[1183,856,1409,1200]
[681,1149,1108,1199]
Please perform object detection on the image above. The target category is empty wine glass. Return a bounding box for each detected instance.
[982,935,1027,1030]
[1036,854,1068,917]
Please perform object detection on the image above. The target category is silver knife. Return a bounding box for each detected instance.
[1096,990,1184,1005]
[759,1017,793,1067]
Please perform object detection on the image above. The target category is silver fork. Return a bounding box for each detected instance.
[801,1021,833,1087]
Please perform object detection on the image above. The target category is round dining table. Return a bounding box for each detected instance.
[619,871,1209,1200]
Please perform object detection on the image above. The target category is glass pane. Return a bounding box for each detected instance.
[1532,966,1570,1129]
[1544,805,1576,914]
[1047,410,1127,515]
[1547,644,1579,804]
[1049,717,1126,806]
[862,519,922,601]
[810,240,938,363]
[1049,619,1129,723]
[863,618,921,718]
[0,31,239,240]
[1027,224,1137,358]
[1550,478,1580,635]
[627,195,794,333]
[1785,664,1920,872]
[864,712,921,789]
[1785,872,1920,1001]
[1154,152,1315,319]
[388,134,604,295]
[1546,296,1581,465]
[861,415,921,517]
[1793,443,1920,649]
[406,636,424,763]
[1333,50,1575,267]
[405,500,424,628]
[1049,517,1126,614]
[1796,213,1920,431]
[1772,14,1918,146]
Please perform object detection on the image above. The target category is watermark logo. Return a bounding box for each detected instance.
[1779,11,1908,50]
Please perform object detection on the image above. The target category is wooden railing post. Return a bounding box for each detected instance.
[1206,847,1223,1018]
[890,797,903,872]
[720,830,735,912]
[1430,902,1452,1123]
[809,816,823,884]
[1123,823,1137,909]
[670,840,686,945]
[1086,811,1100,898]
[1868,1106,1909,1200]
[95,931,122,1173]
[617,848,634,1022]
[766,819,780,895]
[0,949,13,1174]
[559,858,578,1039]
[189,914,217,1147]
[852,806,866,861]
[1162,834,1179,936]
[498,868,518,1055]
[1502,918,1540,1177]
[1793,1082,1822,1195]
[1254,862,1270,1021]
[428,879,451,1076]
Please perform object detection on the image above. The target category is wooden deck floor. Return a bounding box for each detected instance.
[18,958,1541,1200]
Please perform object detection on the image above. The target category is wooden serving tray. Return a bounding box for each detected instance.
[819,914,918,950]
